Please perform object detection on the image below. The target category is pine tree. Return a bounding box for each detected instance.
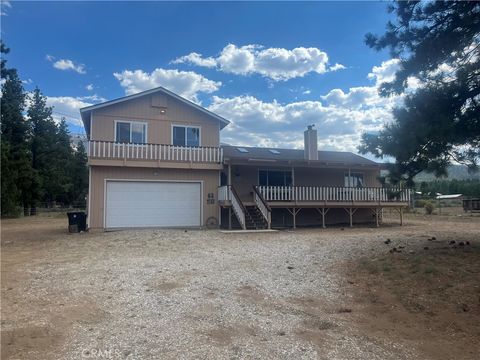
[1,42,33,216]
[27,88,61,212]
[360,1,480,185]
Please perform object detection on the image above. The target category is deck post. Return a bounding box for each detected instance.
[400,207,403,226]
[349,208,353,227]
[376,208,379,227]
[293,207,296,229]
[316,208,329,228]
[228,207,232,230]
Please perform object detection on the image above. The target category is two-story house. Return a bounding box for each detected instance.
[81,87,410,231]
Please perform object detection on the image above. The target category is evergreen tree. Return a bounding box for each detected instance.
[1,42,33,216]
[27,88,62,211]
[360,1,480,185]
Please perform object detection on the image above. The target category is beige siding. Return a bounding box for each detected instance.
[90,92,220,146]
[89,166,219,229]
[228,164,381,202]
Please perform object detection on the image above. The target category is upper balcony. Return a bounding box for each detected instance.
[87,140,223,169]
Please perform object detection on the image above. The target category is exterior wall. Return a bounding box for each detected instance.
[89,166,220,229]
[90,92,220,147]
[227,164,381,202]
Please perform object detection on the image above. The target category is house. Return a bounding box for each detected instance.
[80,87,410,231]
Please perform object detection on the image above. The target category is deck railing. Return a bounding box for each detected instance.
[257,186,411,203]
[87,140,223,163]
[218,185,246,229]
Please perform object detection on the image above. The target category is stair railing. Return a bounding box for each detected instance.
[253,186,271,229]
[228,185,246,230]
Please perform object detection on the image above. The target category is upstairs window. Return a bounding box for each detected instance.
[115,121,147,144]
[345,172,364,187]
[172,125,200,147]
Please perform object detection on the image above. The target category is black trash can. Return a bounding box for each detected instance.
[67,212,87,233]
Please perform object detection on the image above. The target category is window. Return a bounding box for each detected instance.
[115,121,147,144]
[269,149,281,154]
[345,172,364,187]
[172,125,200,147]
[259,169,292,186]
[236,147,249,153]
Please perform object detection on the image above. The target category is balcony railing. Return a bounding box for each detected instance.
[257,186,411,203]
[87,140,223,164]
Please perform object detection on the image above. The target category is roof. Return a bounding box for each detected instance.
[222,145,381,167]
[436,194,463,200]
[80,86,230,135]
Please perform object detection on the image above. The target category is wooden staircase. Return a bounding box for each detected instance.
[245,206,268,230]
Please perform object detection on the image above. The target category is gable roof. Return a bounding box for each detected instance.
[222,145,380,168]
[80,86,230,135]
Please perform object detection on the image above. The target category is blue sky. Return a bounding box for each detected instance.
[1,1,402,153]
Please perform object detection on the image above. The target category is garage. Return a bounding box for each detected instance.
[105,181,202,229]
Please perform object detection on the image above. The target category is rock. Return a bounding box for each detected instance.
[466,241,470,245]
[287,266,294,270]
[461,303,469,312]
[431,236,436,240]
[389,247,398,253]
[337,308,352,313]
[459,242,465,246]
[341,228,345,231]
[424,246,429,250]
[409,250,415,254]
[384,239,391,245]
[398,245,405,249]
[449,240,456,245]
[277,331,286,336]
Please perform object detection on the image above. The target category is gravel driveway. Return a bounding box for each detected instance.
[2,215,479,359]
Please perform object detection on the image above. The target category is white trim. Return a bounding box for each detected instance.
[114,120,148,143]
[87,166,91,229]
[80,86,230,128]
[103,179,204,229]
[171,124,202,147]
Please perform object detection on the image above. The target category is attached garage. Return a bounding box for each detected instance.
[105,180,202,229]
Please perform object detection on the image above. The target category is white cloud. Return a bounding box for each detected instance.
[46,55,86,74]
[85,84,94,91]
[329,63,346,72]
[368,58,401,85]
[209,92,392,152]
[171,52,217,68]
[173,44,345,81]
[52,59,86,74]
[45,96,93,126]
[113,68,221,103]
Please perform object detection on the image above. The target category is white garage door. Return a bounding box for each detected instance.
[105,181,201,229]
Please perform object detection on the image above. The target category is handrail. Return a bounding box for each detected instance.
[87,140,223,163]
[228,185,246,230]
[253,186,271,229]
[258,186,411,203]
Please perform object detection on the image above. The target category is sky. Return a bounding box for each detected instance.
[1,1,403,154]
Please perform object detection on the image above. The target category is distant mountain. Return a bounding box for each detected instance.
[414,165,480,182]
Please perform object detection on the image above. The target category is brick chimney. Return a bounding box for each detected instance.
[304,124,318,160]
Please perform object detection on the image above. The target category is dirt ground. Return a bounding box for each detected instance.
[1,213,479,359]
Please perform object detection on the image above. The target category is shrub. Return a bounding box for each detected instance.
[424,201,434,215]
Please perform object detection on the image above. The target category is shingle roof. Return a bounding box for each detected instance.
[222,145,380,167]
